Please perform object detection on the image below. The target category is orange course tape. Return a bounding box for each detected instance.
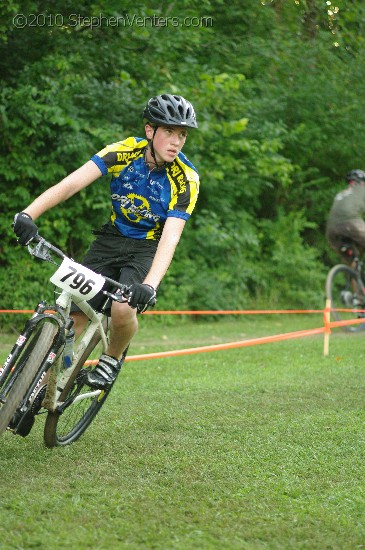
[2,307,364,362]
[125,326,326,362]
[79,326,325,366]
[0,309,323,315]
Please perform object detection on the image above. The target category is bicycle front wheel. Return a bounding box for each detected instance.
[44,328,110,447]
[0,321,58,435]
[326,264,365,332]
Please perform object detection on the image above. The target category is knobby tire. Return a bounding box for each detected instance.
[0,321,58,435]
[326,264,365,333]
[43,328,110,447]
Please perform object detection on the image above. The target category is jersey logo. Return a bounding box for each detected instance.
[121,193,150,223]
[116,150,142,164]
[111,192,160,223]
[168,162,187,193]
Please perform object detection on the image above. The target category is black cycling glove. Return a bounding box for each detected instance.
[13,212,38,246]
[128,283,157,313]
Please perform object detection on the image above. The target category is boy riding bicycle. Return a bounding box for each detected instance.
[326,169,365,266]
[13,94,200,390]
[326,169,365,311]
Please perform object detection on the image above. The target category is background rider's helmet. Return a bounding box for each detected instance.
[345,169,365,184]
[143,94,198,129]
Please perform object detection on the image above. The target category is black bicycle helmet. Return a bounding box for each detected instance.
[143,94,198,129]
[346,169,365,184]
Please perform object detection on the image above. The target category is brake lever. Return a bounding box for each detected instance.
[102,289,129,303]
[27,237,59,265]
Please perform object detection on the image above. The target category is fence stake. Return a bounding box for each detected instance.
[323,298,331,356]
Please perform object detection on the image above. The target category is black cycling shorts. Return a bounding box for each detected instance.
[71,223,158,314]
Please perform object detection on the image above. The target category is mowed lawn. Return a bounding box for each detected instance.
[0,315,365,549]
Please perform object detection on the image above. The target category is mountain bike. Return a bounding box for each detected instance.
[0,234,146,447]
[325,242,365,332]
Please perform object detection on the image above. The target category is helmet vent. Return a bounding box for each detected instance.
[143,94,198,129]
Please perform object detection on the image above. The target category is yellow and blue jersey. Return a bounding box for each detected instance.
[91,137,199,240]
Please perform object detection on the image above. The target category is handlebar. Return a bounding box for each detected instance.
[28,234,130,298]
[27,234,156,310]
[28,234,66,263]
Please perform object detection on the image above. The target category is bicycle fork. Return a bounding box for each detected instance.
[1,311,65,433]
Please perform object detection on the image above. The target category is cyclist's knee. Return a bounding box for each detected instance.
[111,301,137,328]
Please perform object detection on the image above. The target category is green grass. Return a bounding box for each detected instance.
[1,315,365,549]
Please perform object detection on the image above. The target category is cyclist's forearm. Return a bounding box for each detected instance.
[23,161,102,220]
[143,217,186,289]
[24,184,72,220]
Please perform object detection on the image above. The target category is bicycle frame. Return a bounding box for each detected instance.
[1,235,129,426]
[0,290,109,425]
[42,292,110,413]
[339,243,365,283]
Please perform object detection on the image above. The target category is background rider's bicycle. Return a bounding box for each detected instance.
[0,235,149,447]
[325,241,365,332]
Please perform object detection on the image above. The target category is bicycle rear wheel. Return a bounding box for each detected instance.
[326,264,365,332]
[44,327,111,447]
[0,321,58,435]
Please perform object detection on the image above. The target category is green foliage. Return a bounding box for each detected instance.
[1,0,365,319]
[258,211,325,307]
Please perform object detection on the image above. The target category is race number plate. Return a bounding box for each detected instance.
[50,257,105,301]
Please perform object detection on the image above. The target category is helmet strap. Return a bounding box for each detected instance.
[150,126,159,166]
[146,126,169,170]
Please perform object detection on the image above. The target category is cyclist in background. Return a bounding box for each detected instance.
[13,94,200,390]
[326,169,365,266]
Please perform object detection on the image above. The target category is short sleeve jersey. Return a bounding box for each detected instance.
[327,184,365,227]
[90,137,200,240]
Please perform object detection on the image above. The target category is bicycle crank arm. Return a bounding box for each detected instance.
[55,389,103,414]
